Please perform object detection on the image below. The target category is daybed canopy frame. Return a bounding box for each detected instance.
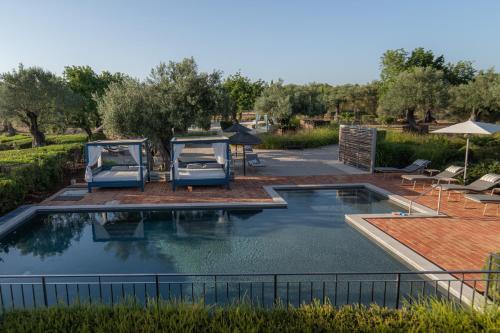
[85,139,151,192]
[170,136,231,191]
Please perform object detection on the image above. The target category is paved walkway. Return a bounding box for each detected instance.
[44,174,500,278]
[236,145,366,176]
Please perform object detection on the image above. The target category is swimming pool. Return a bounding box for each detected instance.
[0,188,409,275]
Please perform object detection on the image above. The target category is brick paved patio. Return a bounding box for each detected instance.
[45,174,500,276]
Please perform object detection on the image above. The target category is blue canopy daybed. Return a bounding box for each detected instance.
[170,136,231,191]
[85,139,151,192]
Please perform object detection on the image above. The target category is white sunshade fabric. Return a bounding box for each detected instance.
[171,143,185,179]
[432,120,500,135]
[127,144,142,165]
[85,145,103,182]
[212,142,227,164]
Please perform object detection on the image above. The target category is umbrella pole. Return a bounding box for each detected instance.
[464,136,469,183]
[243,147,246,176]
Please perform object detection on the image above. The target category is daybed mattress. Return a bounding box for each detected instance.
[177,168,226,180]
[92,169,147,182]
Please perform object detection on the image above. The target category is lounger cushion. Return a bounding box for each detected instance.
[177,168,226,179]
[446,166,463,173]
[92,169,147,182]
[481,174,500,183]
[464,194,500,203]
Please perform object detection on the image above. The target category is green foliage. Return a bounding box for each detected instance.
[467,161,500,184]
[378,67,449,124]
[376,131,464,169]
[0,64,82,147]
[484,253,500,303]
[258,126,339,149]
[0,134,87,151]
[0,143,83,214]
[448,69,500,122]
[254,80,293,128]
[63,65,124,137]
[377,115,396,125]
[380,47,475,89]
[0,300,498,332]
[99,58,226,163]
[376,131,499,181]
[223,72,265,119]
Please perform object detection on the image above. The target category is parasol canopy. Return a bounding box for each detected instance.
[431,120,500,182]
[223,122,252,133]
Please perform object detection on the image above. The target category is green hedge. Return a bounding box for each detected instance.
[376,131,500,182]
[258,126,339,149]
[0,143,83,214]
[0,134,87,151]
[0,300,498,332]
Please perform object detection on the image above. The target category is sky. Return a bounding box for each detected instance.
[1,0,500,84]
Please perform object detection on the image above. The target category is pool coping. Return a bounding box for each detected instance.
[0,183,484,308]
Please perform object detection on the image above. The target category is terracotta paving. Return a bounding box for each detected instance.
[44,174,500,280]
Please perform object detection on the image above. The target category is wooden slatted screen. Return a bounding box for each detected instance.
[338,125,377,172]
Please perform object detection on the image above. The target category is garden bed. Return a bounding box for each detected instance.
[0,300,498,332]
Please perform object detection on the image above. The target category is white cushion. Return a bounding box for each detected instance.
[177,168,225,180]
[481,174,500,183]
[93,169,147,182]
[445,166,463,173]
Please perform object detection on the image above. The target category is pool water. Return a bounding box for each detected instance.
[0,188,408,275]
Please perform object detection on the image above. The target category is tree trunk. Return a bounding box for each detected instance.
[469,107,480,121]
[423,109,435,123]
[404,108,420,132]
[7,122,16,136]
[27,112,46,147]
[334,103,341,121]
[83,127,93,141]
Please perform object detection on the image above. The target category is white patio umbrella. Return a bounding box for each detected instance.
[432,120,500,182]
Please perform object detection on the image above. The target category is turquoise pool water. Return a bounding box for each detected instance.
[0,188,408,275]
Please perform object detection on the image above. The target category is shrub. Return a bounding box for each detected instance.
[377,115,396,125]
[484,253,500,304]
[258,126,339,149]
[0,134,88,151]
[0,143,83,214]
[0,299,498,332]
[375,131,500,181]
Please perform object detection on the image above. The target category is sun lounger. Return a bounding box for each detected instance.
[375,159,431,174]
[246,153,265,167]
[432,173,500,200]
[464,189,500,216]
[401,165,464,189]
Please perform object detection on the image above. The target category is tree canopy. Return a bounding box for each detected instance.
[378,67,449,128]
[63,66,124,138]
[98,58,227,164]
[0,64,80,146]
[449,69,500,122]
[223,72,265,120]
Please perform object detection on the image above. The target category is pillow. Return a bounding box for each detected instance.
[110,166,130,171]
[186,163,203,169]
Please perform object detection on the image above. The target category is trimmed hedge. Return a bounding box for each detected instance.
[0,300,498,332]
[376,131,500,182]
[258,126,339,149]
[0,143,84,214]
[0,134,88,151]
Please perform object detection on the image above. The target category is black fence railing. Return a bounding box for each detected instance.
[0,270,498,311]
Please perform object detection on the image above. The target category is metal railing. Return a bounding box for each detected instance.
[0,270,498,311]
[408,184,443,215]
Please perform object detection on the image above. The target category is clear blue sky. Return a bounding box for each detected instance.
[1,0,499,84]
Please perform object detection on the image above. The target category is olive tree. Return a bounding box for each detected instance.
[254,81,293,129]
[64,65,124,139]
[98,58,227,165]
[378,67,448,129]
[449,69,500,122]
[0,65,80,147]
